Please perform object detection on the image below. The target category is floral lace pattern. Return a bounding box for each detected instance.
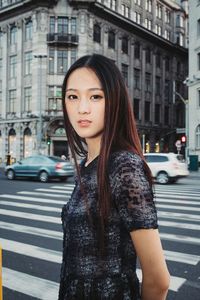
[58,151,158,300]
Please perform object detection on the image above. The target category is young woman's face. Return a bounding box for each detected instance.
[65,67,105,141]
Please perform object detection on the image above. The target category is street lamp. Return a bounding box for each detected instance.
[33,54,47,153]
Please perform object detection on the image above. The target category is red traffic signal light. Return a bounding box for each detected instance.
[181,136,186,143]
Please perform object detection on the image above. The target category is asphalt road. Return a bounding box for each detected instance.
[0,170,200,300]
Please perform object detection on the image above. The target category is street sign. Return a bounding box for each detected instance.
[175,140,181,147]
[176,128,185,134]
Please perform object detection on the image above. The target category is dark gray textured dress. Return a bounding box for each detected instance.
[58,151,158,300]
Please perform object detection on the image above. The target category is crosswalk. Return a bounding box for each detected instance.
[0,183,200,299]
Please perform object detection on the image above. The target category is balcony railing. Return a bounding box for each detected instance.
[47,33,79,46]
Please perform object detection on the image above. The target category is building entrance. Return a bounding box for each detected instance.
[53,140,69,158]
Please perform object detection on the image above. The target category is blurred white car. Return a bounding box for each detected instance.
[144,153,189,184]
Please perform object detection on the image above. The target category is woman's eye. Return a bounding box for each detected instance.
[67,95,78,100]
[91,95,103,101]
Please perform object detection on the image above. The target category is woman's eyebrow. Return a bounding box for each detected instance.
[66,88,103,92]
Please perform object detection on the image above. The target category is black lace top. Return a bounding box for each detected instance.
[58,151,158,300]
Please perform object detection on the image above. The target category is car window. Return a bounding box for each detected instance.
[20,157,36,165]
[145,155,168,163]
[49,156,64,162]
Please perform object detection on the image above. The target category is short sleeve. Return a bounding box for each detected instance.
[111,151,158,232]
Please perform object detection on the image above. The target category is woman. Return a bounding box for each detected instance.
[58,54,170,300]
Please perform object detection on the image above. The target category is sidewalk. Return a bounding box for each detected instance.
[188,169,200,179]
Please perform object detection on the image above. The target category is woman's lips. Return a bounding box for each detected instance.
[77,120,92,127]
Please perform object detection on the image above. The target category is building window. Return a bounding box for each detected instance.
[164,80,170,102]
[0,30,3,45]
[10,55,17,78]
[48,86,62,111]
[108,30,115,49]
[57,50,68,74]
[107,0,116,10]
[50,17,55,33]
[121,4,130,18]
[71,18,77,35]
[121,64,128,86]
[145,72,151,92]
[145,0,152,12]
[58,17,68,34]
[25,20,33,41]
[155,104,160,124]
[134,12,141,24]
[164,106,169,125]
[135,0,141,5]
[8,89,16,113]
[165,9,171,24]
[156,4,162,19]
[145,47,151,63]
[145,101,151,122]
[196,124,200,148]
[134,42,140,59]
[133,98,140,120]
[24,52,32,75]
[71,49,77,65]
[49,48,55,74]
[10,26,17,44]
[122,36,128,54]
[198,19,200,36]
[156,53,161,68]
[134,69,141,90]
[156,24,162,36]
[164,29,170,40]
[165,56,170,71]
[198,90,200,107]
[93,24,101,43]
[24,87,32,111]
[145,19,152,30]
[156,76,161,95]
[198,53,200,70]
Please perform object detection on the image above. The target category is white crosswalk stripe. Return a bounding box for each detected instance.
[1,182,200,299]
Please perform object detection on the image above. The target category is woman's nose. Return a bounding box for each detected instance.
[78,99,91,114]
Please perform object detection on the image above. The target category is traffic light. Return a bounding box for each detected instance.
[47,136,51,145]
[181,136,186,143]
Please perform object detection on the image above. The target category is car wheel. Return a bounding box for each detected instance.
[7,169,15,180]
[39,171,49,183]
[156,172,169,184]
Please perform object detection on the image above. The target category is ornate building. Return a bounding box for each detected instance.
[0,0,188,163]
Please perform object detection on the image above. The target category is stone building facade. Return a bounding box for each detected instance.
[0,0,188,163]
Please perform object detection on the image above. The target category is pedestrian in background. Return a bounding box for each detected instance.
[58,54,170,300]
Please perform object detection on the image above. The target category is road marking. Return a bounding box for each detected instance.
[0,194,67,205]
[157,204,200,212]
[3,267,59,300]
[50,185,75,190]
[36,188,72,194]
[0,209,60,224]
[159,220,200,231]
[158,211,200,222]
[160,233,200,245]
[156,198,200,205]
[136,269,186,292]
[0,221,62,240]
[18,191,70,198]
[1,238,62,263]
[0,201,61,212]
[156,193,200,200]
[164,250,200,265]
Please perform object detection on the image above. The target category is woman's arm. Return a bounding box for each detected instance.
[130,228,170,300]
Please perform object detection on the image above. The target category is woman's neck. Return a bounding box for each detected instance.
[85,136,101,163]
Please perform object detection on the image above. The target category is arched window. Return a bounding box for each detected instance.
[108,30,115,49]
[24,128,32,157]
[196,124,200,149]
[8,128,16,158]
[93,24,101,43]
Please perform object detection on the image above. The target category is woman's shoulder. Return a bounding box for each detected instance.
[110,150,143,167]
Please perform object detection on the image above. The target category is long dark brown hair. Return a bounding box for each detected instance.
[62,54,152,224]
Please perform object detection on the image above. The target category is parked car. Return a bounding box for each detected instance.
[5,155,75,182]
[144,153,189,184]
